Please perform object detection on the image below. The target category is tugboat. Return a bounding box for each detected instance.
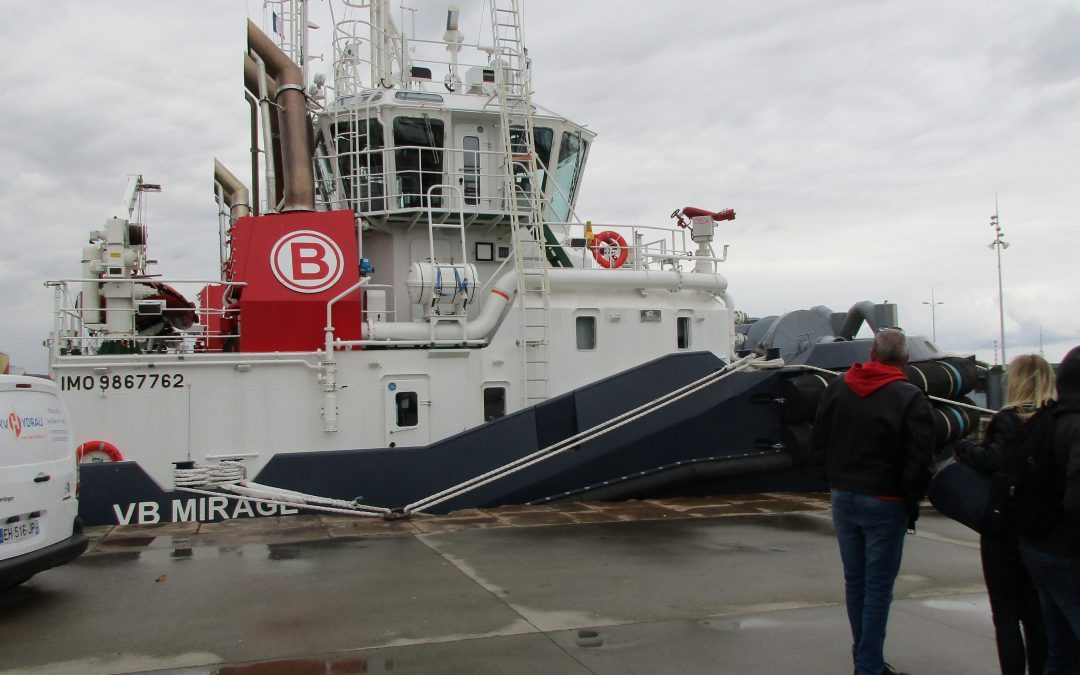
[45,1,980,525]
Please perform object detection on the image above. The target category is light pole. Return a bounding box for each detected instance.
[989,206,1009,366]
[922,289,944,343]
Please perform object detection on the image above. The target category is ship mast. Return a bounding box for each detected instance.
[369,0,405,87]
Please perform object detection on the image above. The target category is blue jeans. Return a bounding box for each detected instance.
[831,489,908,675]
[1020,543,1080,674]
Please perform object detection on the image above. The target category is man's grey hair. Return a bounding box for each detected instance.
[873,329,908,366]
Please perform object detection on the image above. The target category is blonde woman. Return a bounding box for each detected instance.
[956,354,1056,675]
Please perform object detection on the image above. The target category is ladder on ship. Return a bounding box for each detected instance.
[490,0,551,406]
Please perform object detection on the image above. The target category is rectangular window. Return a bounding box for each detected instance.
[332,118,385,212]
[508,126,554,190]
[576,316,596,350]
[483,387,506,421]
[677,316,691,349]
[549,131,588,222]
[395,392,418,427]
[394,116,445,208]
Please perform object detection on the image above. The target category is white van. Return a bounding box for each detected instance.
[1,375,88,588]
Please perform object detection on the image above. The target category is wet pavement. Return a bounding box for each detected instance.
[0,494,998,674]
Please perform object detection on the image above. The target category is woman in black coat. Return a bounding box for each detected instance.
[956,353,1056,675]
[1018,345,1080,675]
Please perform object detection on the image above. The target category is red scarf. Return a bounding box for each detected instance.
[843,361,907,397]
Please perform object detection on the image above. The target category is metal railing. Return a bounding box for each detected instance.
[332,5,509,96]
[46,279,247,360]
[318,142,540,215]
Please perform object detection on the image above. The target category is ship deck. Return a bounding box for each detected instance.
[2,493,999,674]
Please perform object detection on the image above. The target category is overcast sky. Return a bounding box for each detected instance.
[1,0,1077,373]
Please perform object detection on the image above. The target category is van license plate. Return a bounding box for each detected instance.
[0,519,40,544]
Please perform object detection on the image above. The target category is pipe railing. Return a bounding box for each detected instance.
[46,279,248,358]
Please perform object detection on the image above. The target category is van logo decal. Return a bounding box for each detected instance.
[7,412,21,438]
[2,413,44,439]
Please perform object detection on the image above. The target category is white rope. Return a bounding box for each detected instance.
[927,396,993,415]
[227,481,389,515]
[173,464,391,517]
[177,486,391,518]
[173,462,246,486]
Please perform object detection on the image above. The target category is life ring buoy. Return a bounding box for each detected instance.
[76,440,124,464]
[590,230,628,269]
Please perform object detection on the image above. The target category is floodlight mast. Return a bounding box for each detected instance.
[988,202,1009,366]
[922,289,943,343]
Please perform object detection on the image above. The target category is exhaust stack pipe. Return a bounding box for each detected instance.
[247,20,315,212]
[244,54,283,212]
[213,159,251,221]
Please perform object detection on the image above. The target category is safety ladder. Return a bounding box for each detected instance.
[489,0,550,406]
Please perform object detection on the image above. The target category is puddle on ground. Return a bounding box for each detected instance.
[756,513,836,537]
[514,607,624,632]
[215,656,395,673]
[86,541,332,567]
[9,652,222,674]
[100,536,158,548]
[919,597,990,615]
[733,616,783,628]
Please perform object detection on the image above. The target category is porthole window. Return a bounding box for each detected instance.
[576,316,596,350]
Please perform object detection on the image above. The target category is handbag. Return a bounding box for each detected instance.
[927,459,997,535]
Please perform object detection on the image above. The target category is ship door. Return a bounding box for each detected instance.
[383,377,430,448]
[454,122,487,209]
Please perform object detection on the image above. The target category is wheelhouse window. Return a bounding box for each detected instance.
[395,391,418,427]
[332,118,385,212]
[394,91,444,103]
[507,126,554,209]
[550,131,587,222]
[508,126,553,188]
[576,316,596,351]
[394,116,445,208]
[677,316,691,349]
[483,386,506,421]
[533,128,554,176]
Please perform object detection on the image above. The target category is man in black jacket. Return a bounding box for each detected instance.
[811,329,935,675]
